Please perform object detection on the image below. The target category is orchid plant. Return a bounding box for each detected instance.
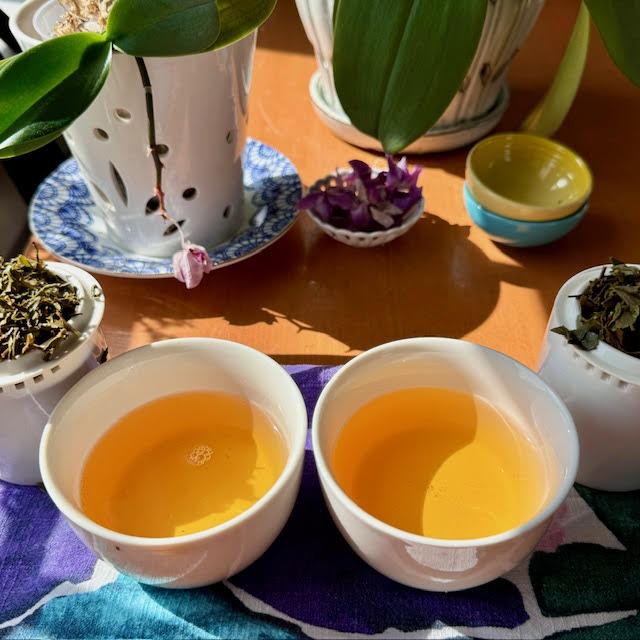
[332,0,640,153]
[0,0,276,288]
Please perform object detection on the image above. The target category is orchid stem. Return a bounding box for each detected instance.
[134,56,186,246]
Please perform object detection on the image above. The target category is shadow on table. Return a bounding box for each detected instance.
[100,209,550,360]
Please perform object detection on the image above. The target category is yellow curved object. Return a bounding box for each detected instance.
[465,133,593,222]
[520,2,590,138]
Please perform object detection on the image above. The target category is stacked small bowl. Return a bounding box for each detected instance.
[464,133,592,247]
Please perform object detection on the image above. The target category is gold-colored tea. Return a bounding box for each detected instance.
[331,387,548,539]
[81,391,286,538]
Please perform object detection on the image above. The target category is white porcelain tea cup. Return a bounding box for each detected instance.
[39,338,307,588]
[537,265,640,491]
[312,337,578,592]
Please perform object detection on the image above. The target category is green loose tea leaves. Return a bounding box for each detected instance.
[552,259,640,358]
[0,254,80,361]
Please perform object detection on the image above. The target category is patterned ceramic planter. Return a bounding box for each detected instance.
[295,0,545,153]
[11,0,256,258]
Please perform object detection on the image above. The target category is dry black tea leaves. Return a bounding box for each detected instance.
[0,254,80,361]
[552,259,640,358]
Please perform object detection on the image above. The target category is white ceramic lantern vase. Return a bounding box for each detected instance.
[11,0,257,259]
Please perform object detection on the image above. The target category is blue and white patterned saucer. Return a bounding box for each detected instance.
[29,138,302,278]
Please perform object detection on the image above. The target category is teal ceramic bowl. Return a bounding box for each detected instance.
[463,183,588,247]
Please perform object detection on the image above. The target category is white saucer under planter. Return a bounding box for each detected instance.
[309,72,510,155]
[11,0,257,259]
[0,263,106,485]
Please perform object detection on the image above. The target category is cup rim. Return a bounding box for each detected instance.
[466,132,593,219]
[312,337,579,548]
[39,337,307,547]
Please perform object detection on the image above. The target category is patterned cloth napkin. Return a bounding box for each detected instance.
[1,365,639,639]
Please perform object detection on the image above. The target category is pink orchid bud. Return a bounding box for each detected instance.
[172,243,214,289]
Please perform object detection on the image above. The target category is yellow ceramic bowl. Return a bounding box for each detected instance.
[466,133,592,222]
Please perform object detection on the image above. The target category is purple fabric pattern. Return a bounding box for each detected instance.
[0,364,530,637]
[230,452,528,633]
[0,483,96,621]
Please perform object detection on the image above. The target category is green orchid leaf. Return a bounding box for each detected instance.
[585,0,640,86]
[333,0,488,154]
[207,0,276,50]
[0,33,111,158]
[521,2,590,138]
[106,0,220,56]
[332,0,341,32]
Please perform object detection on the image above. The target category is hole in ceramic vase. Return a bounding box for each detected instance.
[33,374,44,384]
[182,188,197,200]
[0,388,4,394]
[617,380,629,391]
[51,365,61,373]
[93,128,109,141]
[163,220,185,236]
[145,196,159,214]
[600,371,610,382]
[114,108,132,122]
[156,144,169,156]
[110,162,128,206]
[222,205,231,219]
[14,382,25,390]
[226,130,234,144]
[91,182,113,208]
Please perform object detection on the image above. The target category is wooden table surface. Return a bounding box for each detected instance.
[31,0,640,369]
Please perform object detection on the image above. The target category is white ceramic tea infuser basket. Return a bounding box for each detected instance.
[0,263,106,485]
[538,265,640,491]
[11,0,256,258]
